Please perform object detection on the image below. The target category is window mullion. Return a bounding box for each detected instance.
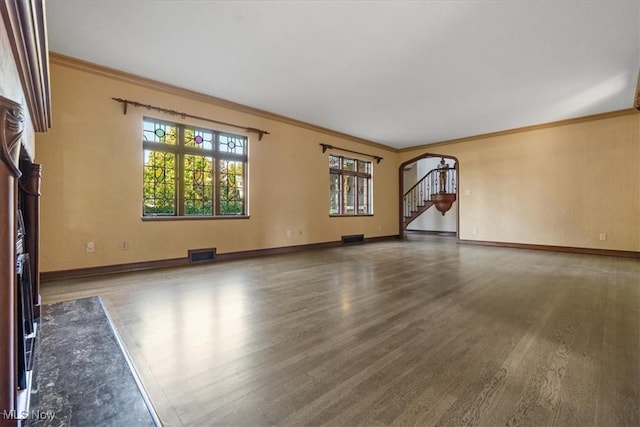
[329,156,372,216]
[214,132,221,216]
[340,172,349,215]
[340,173,345,215]
[177,125,185,216]
[355,175,359,216]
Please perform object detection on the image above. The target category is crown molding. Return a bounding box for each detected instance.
[399,108,639,153]
[0,0,51,132]
[49,53,638,154]
[49,52,396,153]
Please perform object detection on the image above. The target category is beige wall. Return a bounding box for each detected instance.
[35,59,640,273]
[0,22,35,158]
[35,63,399,272]
[401,113,640,251]
[402,164,417,193]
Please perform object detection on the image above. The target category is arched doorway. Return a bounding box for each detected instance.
[398,153,459,240]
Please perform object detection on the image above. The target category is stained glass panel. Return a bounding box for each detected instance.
[219,160,244,215]
[328,154,372,215]
[357,176,370,214]
[185,127,214,150]
[184,154,214,215]
[143,150,176,215]
[143,119,177,145]
[329,155,341,169]
[329,173,341,214]
[342,158,356,171]
[357,161,370,174]
[343,175,355,214]
[142,118,248,217]
[219,134,246,155]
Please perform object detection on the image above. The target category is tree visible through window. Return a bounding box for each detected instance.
[329,154,372,215]
[143,118,247,217]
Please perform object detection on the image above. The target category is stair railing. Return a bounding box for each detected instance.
[404,168,435,219]
[403,166,457,219]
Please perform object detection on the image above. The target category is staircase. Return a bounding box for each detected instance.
[403,164,457,229]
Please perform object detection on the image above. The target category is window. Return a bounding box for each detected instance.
[143,118,247,217]
[329,154,372,215]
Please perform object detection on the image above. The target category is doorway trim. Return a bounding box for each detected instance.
[398,153,460,240]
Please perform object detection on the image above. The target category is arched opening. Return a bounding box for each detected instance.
[398,153,459,240]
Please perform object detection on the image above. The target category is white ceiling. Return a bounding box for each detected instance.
[45,1,639,149]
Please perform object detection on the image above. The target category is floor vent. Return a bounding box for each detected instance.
[342,234,365,245]
[188,248,216,264]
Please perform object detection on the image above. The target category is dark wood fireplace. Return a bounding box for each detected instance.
[0,2,50,424]
[0,96,42,426]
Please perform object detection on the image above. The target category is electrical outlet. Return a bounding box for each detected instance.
[599,233,607,241]
[472,227,478,235]
[286,229,291,238]
[86,241,95,252]
[120,241,129,250]
[464,190,471,196]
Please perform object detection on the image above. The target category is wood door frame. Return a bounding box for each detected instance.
[398,153,460,240]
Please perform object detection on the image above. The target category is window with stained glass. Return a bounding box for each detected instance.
[329,154,372,216]
[143,117,247,217]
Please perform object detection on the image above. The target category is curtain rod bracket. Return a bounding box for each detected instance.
[319,143,382,163]
[111,97,270,140]
[246,128,270,141]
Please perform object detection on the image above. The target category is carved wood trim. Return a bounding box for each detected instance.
[0,0,51,132]
[0,96,24,178]
[0,100,18,426]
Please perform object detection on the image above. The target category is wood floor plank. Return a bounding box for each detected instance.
[40,235,640,426]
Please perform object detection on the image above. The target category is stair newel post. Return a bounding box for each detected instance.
[450,167,456,194]
[430,171,435,198]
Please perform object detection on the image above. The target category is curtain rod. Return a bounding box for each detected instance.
[320,143,383,163]
[111,97,270,141]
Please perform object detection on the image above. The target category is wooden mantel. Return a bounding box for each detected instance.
[0,1,50,425]
[0,0,51,132]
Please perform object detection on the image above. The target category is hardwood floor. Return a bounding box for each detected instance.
[40,235,640,426]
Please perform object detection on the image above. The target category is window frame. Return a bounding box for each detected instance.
[329,154,373,216]
[142,117,248,219]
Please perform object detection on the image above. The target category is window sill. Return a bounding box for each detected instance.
[142,215,250,222]
[329,214,374,217]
